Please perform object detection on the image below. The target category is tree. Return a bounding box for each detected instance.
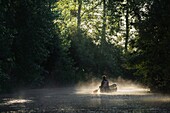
[101,0,106,42]
[125,0,129,52]
[56,0,125,78]
[77,0,82,32]
[0,0,17,92]
[135,0,170,92]
[0,0,66,89]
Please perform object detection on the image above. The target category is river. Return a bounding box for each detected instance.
[0,87,170,113]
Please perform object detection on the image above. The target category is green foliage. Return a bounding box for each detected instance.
[69,30,124,79]
[133,0,170,93]
[11,0,54,86]
[0,67,10,93]
[0,0,64,91]
[44,36,76,85]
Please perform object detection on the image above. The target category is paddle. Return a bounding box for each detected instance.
[93,88,99,93]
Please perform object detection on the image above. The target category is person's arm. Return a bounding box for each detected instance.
[101,81,103,87]
[107,80,109,86]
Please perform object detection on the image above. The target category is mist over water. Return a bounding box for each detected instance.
[0,80,170,112]
[75,77,150,95]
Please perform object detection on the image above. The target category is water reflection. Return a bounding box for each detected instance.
[1,98,33,105]
[0,88,170,113]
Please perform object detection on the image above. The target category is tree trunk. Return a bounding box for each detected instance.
[102,0,106,43]
[77,0,82,32]
[125,0,129,52]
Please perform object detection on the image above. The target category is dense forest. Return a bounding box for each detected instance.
[0,0,170,93]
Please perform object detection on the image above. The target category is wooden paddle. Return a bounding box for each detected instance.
[93,88,99,93]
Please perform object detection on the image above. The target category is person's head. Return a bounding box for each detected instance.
[102,75,107,80]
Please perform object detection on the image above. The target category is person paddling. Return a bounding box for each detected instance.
[100,75,110,92]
